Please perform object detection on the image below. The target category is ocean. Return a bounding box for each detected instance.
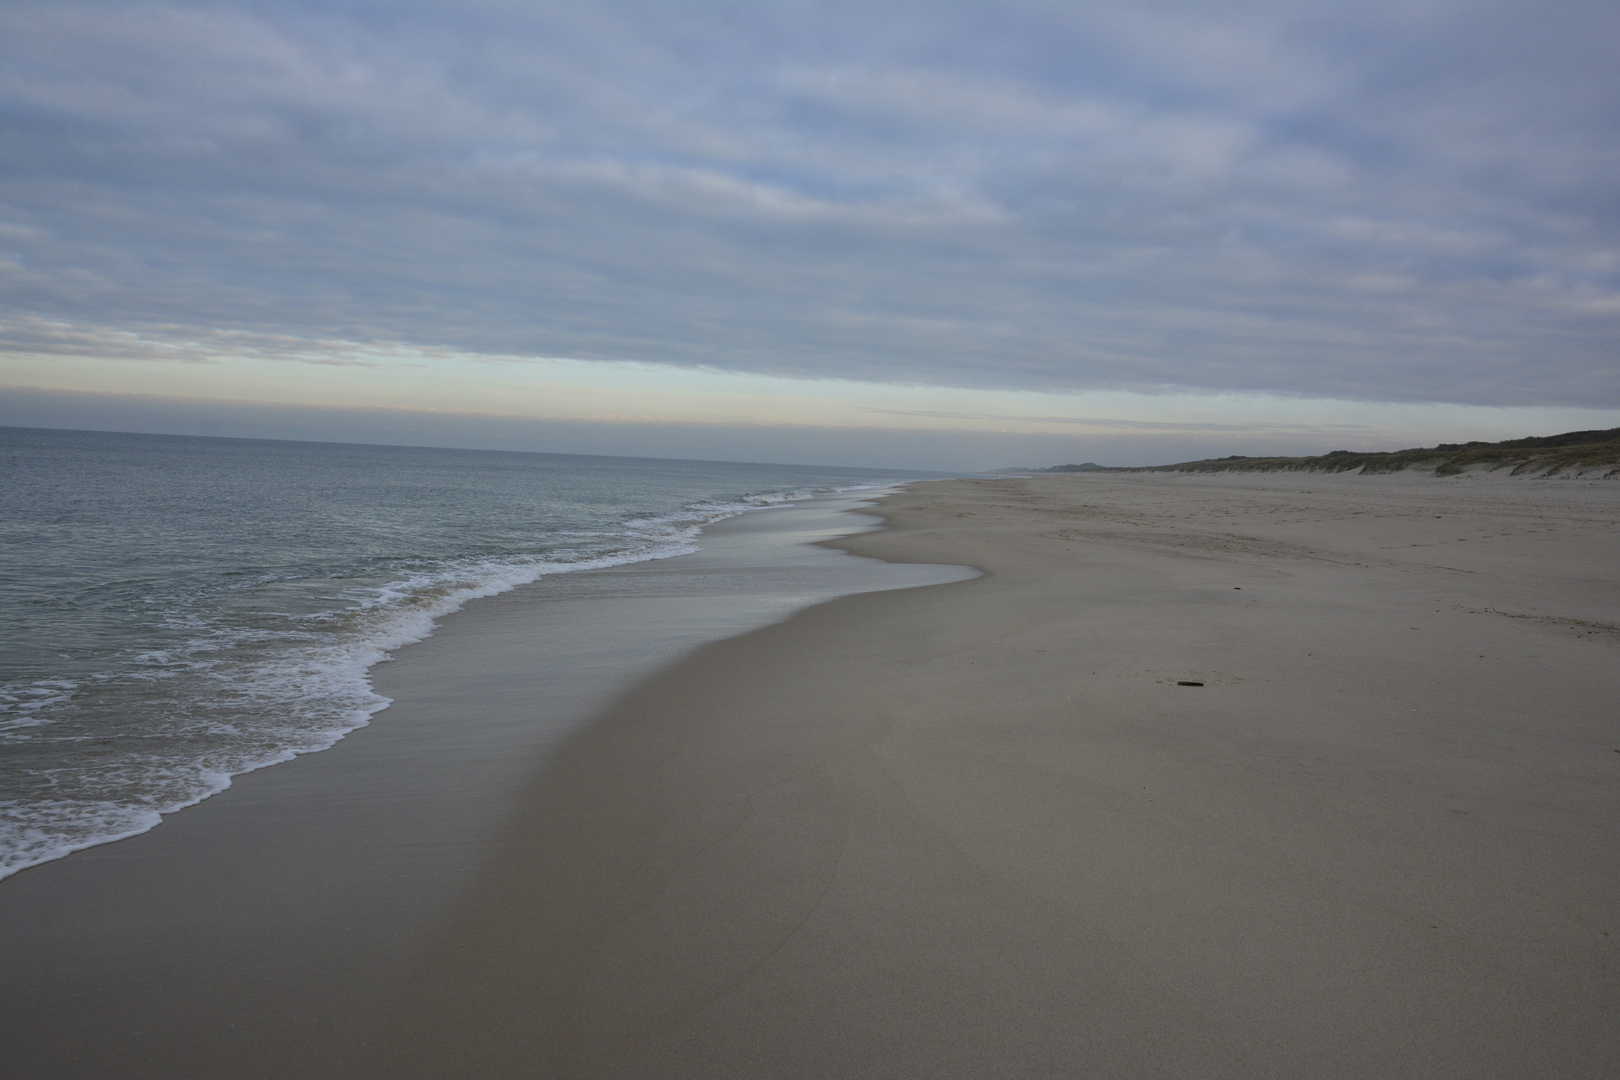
[0,426,943,880]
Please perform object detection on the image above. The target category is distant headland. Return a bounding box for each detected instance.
[1016,427,1620,478]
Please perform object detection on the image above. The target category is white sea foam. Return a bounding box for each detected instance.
[0,483,876,881]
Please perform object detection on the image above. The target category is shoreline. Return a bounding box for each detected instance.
[355,471,1619,1078]
[0,484,945,882]
[0,488,971,1079]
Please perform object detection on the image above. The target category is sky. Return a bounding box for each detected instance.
[2,0,1618,470]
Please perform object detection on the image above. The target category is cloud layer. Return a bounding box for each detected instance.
[3,1,1617,406]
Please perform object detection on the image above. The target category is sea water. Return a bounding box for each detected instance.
[0,427,943,879]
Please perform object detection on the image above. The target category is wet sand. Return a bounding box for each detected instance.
[0,491,969,1079]
[354,472,1620,1078]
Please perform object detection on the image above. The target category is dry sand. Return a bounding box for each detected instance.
[354,471,1620,1079]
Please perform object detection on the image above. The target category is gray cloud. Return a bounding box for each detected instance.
[2,1,1617,406]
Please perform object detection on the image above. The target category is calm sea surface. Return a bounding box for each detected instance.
[0,427,940,879]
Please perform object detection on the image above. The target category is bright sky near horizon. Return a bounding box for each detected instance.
[2,1,1618,469]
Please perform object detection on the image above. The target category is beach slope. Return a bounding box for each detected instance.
[359,473,1620,1078]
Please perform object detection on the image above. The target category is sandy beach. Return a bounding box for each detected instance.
[354,471,1620,1078]
[5,472,1618,1077]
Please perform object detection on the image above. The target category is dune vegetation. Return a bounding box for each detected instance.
[1039,428,1620,477]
